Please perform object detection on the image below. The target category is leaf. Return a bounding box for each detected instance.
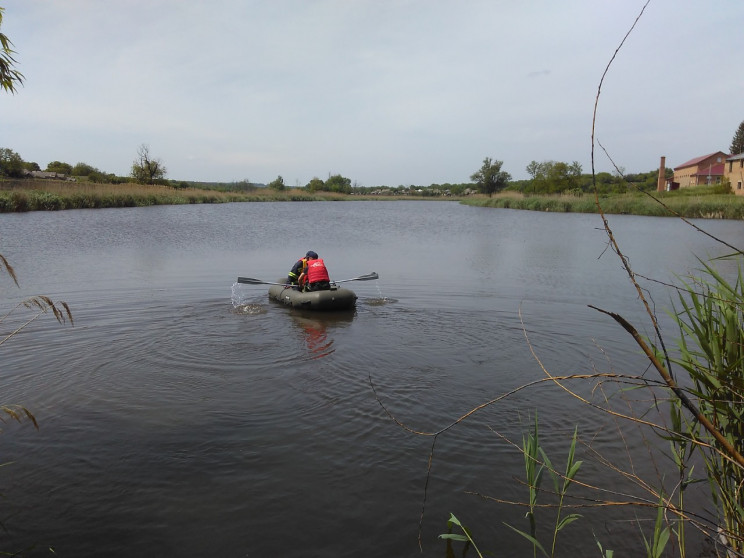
[439,534,470,542]
[446,512,462,529]
[566,460,583,481]
[654,527,671,558]
[504,522,548,557]
[556,513,582,532]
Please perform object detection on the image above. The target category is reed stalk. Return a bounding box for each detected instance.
[664,261,744,554]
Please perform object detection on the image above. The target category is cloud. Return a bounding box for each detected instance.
[2,0,743,184]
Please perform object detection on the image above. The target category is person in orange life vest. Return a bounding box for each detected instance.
[299,253,331,292]
[286,251,316,288]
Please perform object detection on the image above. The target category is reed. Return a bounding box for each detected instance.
[0,180,357,212]
[461,192,744,219]
[664,261,744,554]
[0,257,73,433]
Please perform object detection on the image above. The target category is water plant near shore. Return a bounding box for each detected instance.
[462,192,744,219]
[0,180,354,212]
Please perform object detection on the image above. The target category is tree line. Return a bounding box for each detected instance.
[0,143,171,186]
[0,143,671,197]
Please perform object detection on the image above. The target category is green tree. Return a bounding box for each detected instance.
[131,144,166,184]
[0,8,24,94]
[0,147,24,177]
[730,120,744,156]
[267,175,285,190]
[526,160,543,181]
[526,160,548,194]
[71,162,99,177]
[305,177,325,192]
[22,161,40,172]
[325,174,352,194]
[470,157,511,197]
[46,160,73,175]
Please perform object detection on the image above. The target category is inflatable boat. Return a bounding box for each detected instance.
[267,281,357,311]
[237,272,377,312]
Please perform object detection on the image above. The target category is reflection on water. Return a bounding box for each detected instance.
[290,311,354,359]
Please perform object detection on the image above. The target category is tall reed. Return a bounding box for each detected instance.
[665,261,744,554]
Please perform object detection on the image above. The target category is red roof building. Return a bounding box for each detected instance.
[673,151,729,188]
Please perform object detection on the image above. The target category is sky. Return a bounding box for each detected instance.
[1,0,742,186]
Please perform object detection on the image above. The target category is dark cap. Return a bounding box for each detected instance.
[306,251,319,259]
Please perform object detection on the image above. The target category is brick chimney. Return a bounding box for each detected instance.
[657,156,666,192]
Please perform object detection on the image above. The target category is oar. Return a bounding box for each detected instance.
[237,272,378,287]
[332,272,379,283]
[237,277,292,286]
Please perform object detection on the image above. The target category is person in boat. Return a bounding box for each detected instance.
[298,252,331,292]
[287,251,316,288]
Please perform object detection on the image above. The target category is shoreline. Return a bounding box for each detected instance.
[1,179,743,220]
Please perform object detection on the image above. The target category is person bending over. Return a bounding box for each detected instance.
[300,252,331,292]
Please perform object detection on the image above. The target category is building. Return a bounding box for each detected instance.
[672,151,728,188]
[724,153,744,196]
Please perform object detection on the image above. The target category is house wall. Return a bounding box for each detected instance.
[673,152,727,188]
[725,156,744,196]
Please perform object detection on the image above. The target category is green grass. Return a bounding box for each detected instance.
[3,179,743,219]
[0,179,356,212]
[462,190,744,219]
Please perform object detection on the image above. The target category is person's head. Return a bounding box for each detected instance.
[306,250,319,260]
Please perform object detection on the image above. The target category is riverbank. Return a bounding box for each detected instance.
[2,179,743,219]
[462,190,744,219]
[0,179,356,211]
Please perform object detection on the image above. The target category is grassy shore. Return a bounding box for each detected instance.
[461,189,744,220]
[0,179,356,211]
[1,179,743,219]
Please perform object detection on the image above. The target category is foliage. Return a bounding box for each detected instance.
[470,157,511,197]
[71,162,98,176]
[516,164,666,196]
[461,191,744,219]
[664,261,744,554]
[0,147,24,177]
[305,177,325,192]
[324,174,352,194]
[46,160,73,175]
[440,514,484,558]
[639,497,673,558]
[131,144,167,184]
[0,7,24,94]
[730,120,744,156]
[501,416,583,558]
[524,160,583,195]
[267,175,285,190]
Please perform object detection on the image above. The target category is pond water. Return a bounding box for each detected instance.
[0,201,741,557]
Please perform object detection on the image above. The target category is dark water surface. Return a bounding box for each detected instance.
[0,201,741,557]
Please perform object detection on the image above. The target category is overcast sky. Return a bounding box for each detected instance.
[1,1,742,186]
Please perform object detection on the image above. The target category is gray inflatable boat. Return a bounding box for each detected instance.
[237,272,378,311]
[267,281,357,311]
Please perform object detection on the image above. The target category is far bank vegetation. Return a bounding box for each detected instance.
[1,145,743,218]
